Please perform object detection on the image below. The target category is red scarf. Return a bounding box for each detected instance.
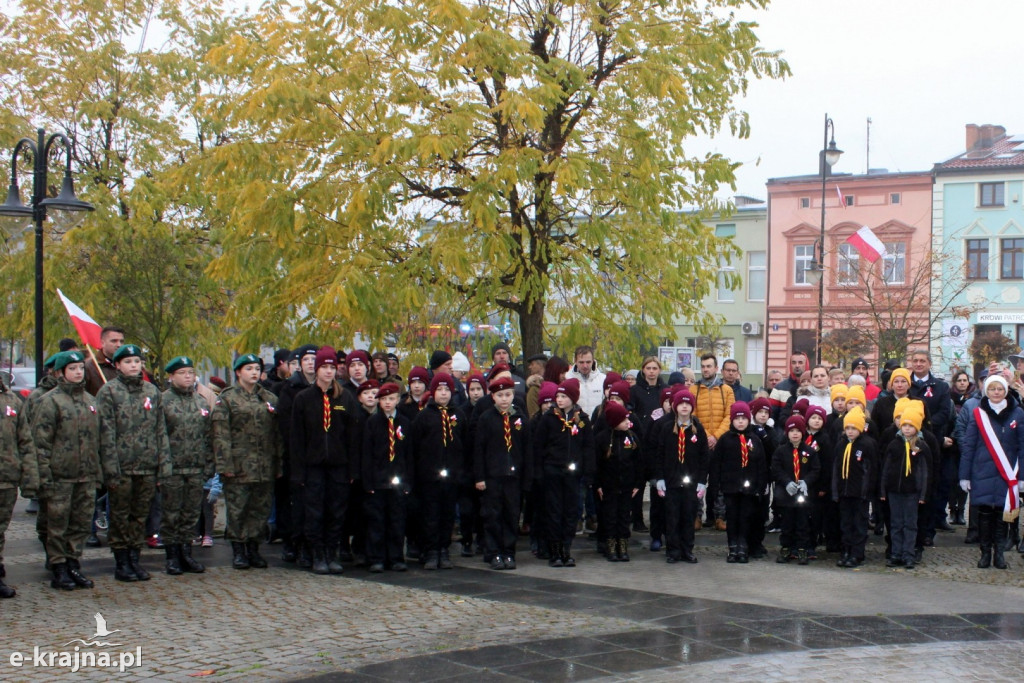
[792,447,801,481]
[739,435,749,468]
[502,412,512,452]
[322,393,331,433]
[387,416,396,462]
[677,425,686,464]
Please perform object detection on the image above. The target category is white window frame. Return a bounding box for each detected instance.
[882,242,906,285]
[747,251,766,302]
[794,244,815,285]
[837,243,860,285]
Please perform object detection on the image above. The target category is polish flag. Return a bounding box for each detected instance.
[836,185,846,208]
[845,226,887,263]
[56,289,103,349]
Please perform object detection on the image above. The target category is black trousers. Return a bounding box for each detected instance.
[649,484,666,541]
[302,465,349,547]
[481,477,521,557]
[631,485,645,527]
[458,482,483,546]
[664,487,698,559]
[544,470,581,545]
[364,488,406,565]
[838,497,869,560]
[748,493,769,551]
[813,496,841,550]
[724,492,757,551]
[780,503,811,552]
[273,460,293,541]
[419,479,458,553]
[342,484,366,555]
[600,485,634,539]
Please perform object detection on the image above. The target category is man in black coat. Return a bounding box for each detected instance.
[276,344,318,564]
[908,350,954,538]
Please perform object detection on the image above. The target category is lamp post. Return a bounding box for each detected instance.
[814,114,842,365]
[0,128,94,384]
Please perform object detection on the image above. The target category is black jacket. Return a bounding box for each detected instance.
[712,427,767,495]
[277,372,314,460]
[594,426,645,492]
[831,433,876,500]
[772,441,820,507]
[410,400,467,484]
[361,410,412,492]
[630,380,665,425]
[398,394,425,424]
[656,419,709,489]
[473,405,531,487]
[880,436,930,499]
[532,407,596,478]
[910,372,953,437]
[289,382,357,483]
[804,429,834,496]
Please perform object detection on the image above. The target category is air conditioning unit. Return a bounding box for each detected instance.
[740,321,762,336]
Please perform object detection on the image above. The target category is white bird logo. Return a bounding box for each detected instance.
[93,613,120,639]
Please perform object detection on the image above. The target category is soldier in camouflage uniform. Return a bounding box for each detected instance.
[213,354,282,570]
[161,356,215,575]
[96,344,171,582]
[21,354,61,567]
[33,351,101,590]
[0,369,33,597]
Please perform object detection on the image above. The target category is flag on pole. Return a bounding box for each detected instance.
[56,289,103,349]
[835,184,846,208]
[845,226,887,263]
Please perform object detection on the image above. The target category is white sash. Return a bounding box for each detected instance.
[974,407,1020,521]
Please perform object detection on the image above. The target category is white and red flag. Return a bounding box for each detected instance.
[836,184,846,208]
[845,225,887,263]
[56,289,103,349]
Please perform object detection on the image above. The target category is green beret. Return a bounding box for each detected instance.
[112,344,142,362]
[233,354,261,372]
[44,353,61,369]
[164,356,195,374]
[54,350,86,371]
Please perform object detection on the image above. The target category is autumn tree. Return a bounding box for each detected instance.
[0,0,244,373]
[198,0,787,361]
[969,331,1020,367]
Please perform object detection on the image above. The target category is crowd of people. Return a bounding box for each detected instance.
[0,326,1021,598]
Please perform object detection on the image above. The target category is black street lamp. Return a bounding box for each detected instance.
[0,128,94,384]
[811,113,842,365]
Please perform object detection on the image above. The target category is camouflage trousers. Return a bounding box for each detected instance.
[0,487,15,564]
[44,481,94,564]
[160,474,205,544]
[36,497,48,538]
[223,480,273,543]
[108,474,157,550]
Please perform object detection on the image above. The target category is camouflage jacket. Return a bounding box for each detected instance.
[162,385,215,476]
[18,374,59,496]
[0,384,32,491]
[32,377,101,487]
[212,384,282,483]
[96,373,171,483]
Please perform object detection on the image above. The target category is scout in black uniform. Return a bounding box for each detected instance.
[341,379,378,564]
[643,385,680,551]
[831,407,876,568]
[275,343,318,566]
[803,405,834,557]
[474,376,531,570]
[880,402,929,569]
[532,379,594,568]
[594,402,643,561]
[656,389,708,564]
[410,373,467,569]
[772,414,820,565]
[291,347,357,575]
[712,402,767,564]
[748,397,776,558]
[362,382,411,572]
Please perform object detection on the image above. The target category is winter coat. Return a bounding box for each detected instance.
[594,426,645,492]
[713,427,768,495]
[276,372,313,461]
[880,436,930,499]
[960,396,1024,507]
[410,400,467,484]
[692,379,735,440]
[532,406,595,478]
[656,419,709,489]
[290,382,357,483]
[96,373,171,483]
[772,441,819,507]
[565,369,607,419]
[473,405,531,488]
[211,384,282,484]
[362,409,412,492]
[162,385,215,477]
[804,429,834,496]
[831,433,876,500]
[910,372,953,437]
[0,386,31,491]
[630,380,665,425]
[32,378,101,488]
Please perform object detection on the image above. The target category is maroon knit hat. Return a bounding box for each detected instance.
[785,414,807,433]
[407,366,430,385]
[603,372,622,390]
[346,350,370,368]
[429,372,456,393]
[315,346,337,371]
[604,402,629,429]
[557,378,581,404]
[730,401,752,421]
[607,381,630,401]
[538,381,558,404]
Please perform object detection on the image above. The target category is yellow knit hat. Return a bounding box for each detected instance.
[893,397,912,422]
[845,385,866,407]
[900,402,925,431]
[831,384,848,403]
[844,406,866,432]
[888,368,912,390]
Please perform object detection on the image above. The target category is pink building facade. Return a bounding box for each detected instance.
[765,171,933,374]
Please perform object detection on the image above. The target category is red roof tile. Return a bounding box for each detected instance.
[936,133,1024,171]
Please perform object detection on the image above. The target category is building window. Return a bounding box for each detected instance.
[747,251,766,301]
[715,224,736,239]
[1001,237,1024,279]
[794,244,815,285]
[800,197,810,208]
[844,195,854,207]
[882,242,906,284]
[966,238,989,280]
[890,193,901,205]
[745,337,765,375]
[837,243,860,285]
[716,259,735,302]
[980,182,1005,207]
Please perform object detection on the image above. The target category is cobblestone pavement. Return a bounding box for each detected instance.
[3,495,1024,681]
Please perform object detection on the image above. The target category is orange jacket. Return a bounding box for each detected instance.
[692,381,735,439]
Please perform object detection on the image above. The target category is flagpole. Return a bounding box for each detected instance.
[84,344,108,385]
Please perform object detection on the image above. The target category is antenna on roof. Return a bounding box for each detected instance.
[866,117,872,174]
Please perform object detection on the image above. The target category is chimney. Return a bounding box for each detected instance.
[979,124,1006,149]
[966,124,980,151]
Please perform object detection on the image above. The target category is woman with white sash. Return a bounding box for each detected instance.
[960,375,1024,569]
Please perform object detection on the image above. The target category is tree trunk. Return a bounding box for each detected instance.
[519,298,545,359]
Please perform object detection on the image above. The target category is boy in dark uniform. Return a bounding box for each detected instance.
[362,382,411,572]
[474,376,531,570]
[772,415,820,565]
[832,407,876,568]
[656,389,708,564]
[713,402,767,564]
[748,397,776,558]
[594,402,644,561]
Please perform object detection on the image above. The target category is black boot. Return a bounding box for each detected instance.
[129,547,150,581]
[619,539,630,562]
[978,508,993,569]
[965,505,980,544]
[50,563,76,591]
[605,539,618,562]
[327,546,344,575]
[0,564,15,598]
[165,545,183,575]
[311,546,329,575]
[67,559,94,589]
[180,543,205,573]
[247,541,268,568]
[777,547,790,563]
[736,541,749,564]
[296,541,312,569]
[231,542,250,569]
[548,542,563,567]
[994,521,1009,569]
[422,550,439,570]
[726,544,738,563]
[281,539,297,563]
[438,548,453,570]
[1004,519,1020,552]
[562,541,576,567]
[114,549,138,582]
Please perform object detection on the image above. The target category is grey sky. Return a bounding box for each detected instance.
[704,0,1024,199]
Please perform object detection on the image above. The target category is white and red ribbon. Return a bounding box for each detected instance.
[975,407,1020,520]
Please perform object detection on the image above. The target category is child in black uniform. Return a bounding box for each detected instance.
[713,402,767,564]
[772,414,819,565]
[595,402,644,562]
[656,389,709,564]
[880,402,929,569]
[362,382,412,572]
[832,407,876,568]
